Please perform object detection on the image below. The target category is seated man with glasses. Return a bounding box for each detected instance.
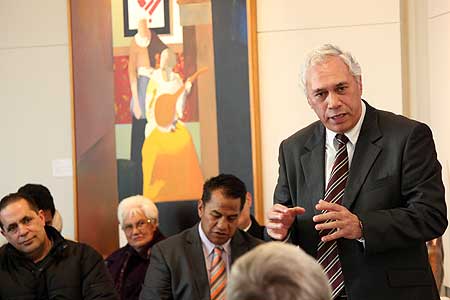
[105,195,165,300]
[0,192,118,299]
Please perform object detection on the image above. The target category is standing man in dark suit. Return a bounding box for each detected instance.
[140,174,262,300]
[266,44,447,300]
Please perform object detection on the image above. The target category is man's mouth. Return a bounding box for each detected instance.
[20,237,34,246]
[213,231,227,236]
[330,113,346,121]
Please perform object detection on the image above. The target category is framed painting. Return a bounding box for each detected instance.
[70,0,262,254]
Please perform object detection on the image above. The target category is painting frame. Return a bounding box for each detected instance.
[69,0,263,255]
[123,0,171,36]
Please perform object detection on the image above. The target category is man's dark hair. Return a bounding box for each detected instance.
[18,184,55,217]
[0,192,39,230]
[201,174,247,210]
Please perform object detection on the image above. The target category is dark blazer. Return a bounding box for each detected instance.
[247,214,265,240]
[274,101,447,300]
[139,224,262,300]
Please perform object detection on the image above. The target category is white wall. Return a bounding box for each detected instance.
[256,0,403,215]
[427,0,450,289]
[0,0,74,242]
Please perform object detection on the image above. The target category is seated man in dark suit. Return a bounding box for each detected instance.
[237,192,264,240]
[139,174,262,300]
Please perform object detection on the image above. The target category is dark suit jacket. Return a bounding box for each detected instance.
[139,224,262,300]
[274,101,447,300]
[247,214,265,240]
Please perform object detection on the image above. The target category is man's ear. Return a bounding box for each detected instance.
[306,96,313,108]
[37,210,46,226]
[246,192,253,207]
[197,199,204,219]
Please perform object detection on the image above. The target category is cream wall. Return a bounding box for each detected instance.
[257,0,403,217]
[0,0,75,242]
[427,0,450,289]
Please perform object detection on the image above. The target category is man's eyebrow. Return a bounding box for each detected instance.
[312,87,326,93]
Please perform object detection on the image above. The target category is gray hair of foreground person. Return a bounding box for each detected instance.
[227,242,332,300]
[300,43,362,95]
[117,195,159,225]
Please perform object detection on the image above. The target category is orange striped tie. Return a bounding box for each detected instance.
[210,247,226,300]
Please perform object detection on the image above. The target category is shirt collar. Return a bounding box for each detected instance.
[198,223,231,256]
[326,100,366,147]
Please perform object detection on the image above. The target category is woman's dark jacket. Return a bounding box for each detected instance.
[105,229,165,300]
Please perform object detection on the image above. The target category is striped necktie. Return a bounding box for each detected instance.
[210,247,226,300]
[317,133,349,299]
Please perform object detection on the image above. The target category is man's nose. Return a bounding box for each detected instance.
[17,223,29,236]
[216,218,227,229]
[327,92,340,108]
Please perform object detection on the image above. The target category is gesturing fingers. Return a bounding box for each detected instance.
[320,226,344,242]
[313,211,340,223]
[315,199,344,212]
[313,200,362,241]
[267,204,306,241]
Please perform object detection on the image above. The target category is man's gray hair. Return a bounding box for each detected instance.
[117,195,158,226]
[227,242,331,300]
[300,44,362,95]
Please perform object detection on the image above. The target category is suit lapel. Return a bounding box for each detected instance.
[301,123,326,207]
[343,103,382,209]
[229,230,247,265]
[185,225,210,300]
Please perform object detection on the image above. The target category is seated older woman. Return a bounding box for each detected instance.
[105,195,164,300]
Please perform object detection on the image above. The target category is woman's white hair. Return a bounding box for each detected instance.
[227,242,331,300]
[300,43,362,95]
[117,195,159,226]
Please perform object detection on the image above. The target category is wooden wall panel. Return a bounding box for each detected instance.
[69,0,118,256]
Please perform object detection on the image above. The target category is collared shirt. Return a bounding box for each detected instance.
[325,100,366,184]
[198,223,231,281]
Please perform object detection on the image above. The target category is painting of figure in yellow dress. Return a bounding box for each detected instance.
[112,0,253,206]
[142,48,204,201]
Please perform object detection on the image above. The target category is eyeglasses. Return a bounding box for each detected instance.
[122,218,155,235]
